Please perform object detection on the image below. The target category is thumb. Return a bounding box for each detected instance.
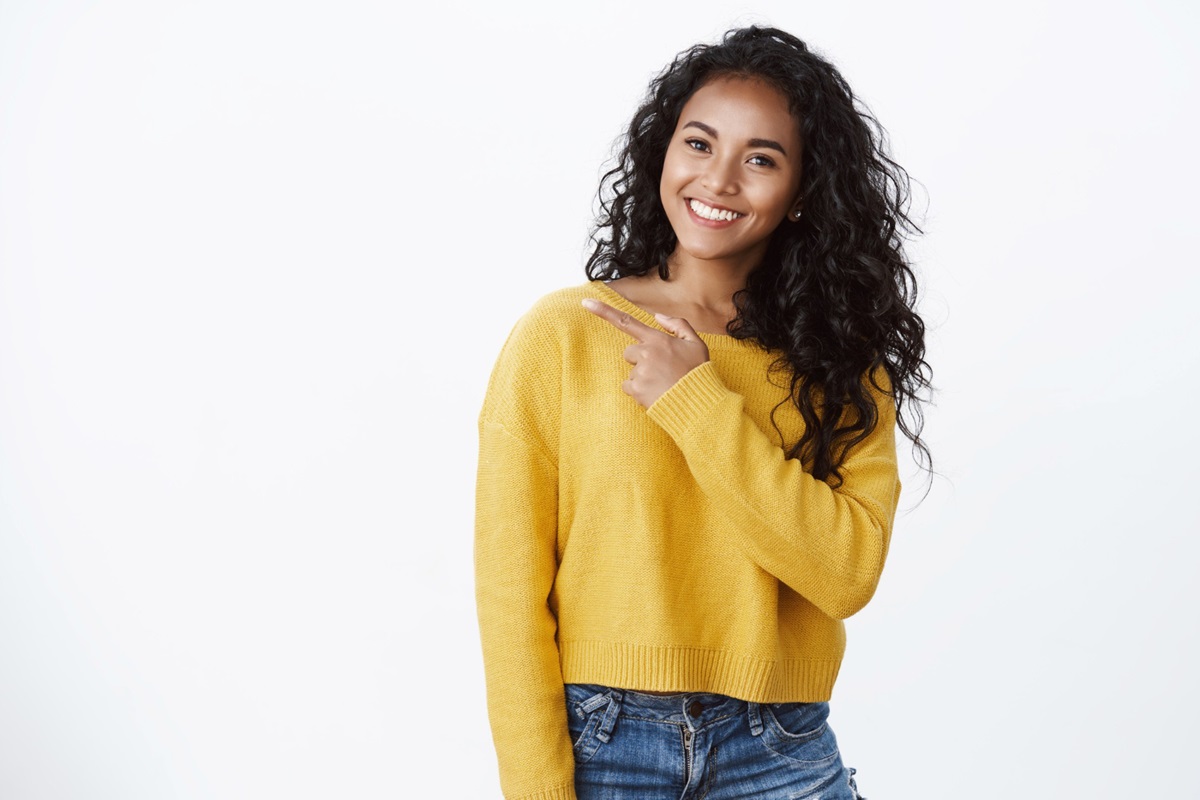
[653,312,701,342]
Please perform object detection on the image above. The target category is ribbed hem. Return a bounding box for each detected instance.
[560,640,840,703]
[645,361,733,440]
[508,781,577,800]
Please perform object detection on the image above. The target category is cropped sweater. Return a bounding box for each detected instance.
[474,280,902,800]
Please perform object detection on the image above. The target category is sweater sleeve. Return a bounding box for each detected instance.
[474,307,577,800]
[645,361,902,620]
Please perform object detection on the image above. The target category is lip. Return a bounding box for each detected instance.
[685,197,745,228]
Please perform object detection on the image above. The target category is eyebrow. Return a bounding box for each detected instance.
[682,120,789,157]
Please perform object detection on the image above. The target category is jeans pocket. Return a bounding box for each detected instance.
[758,701,839,765]
[564,684,615,764]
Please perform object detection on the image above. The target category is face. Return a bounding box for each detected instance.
[659,75,804,271]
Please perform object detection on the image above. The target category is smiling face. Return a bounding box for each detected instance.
[659,75,804,273]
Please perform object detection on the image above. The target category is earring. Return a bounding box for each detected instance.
[790,208,803,221]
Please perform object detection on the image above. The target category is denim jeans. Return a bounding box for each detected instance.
[566,683,865,800]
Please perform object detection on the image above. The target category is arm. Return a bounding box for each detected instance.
[474,304,577,800]
[645,361,902,620]
[475,420,577,800]
[576,298,900,620]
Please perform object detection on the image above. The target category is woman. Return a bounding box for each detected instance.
[475,26,931,800]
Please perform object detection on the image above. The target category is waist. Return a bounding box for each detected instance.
[558,639,843,703]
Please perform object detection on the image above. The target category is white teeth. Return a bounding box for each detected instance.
[689,199,742,222]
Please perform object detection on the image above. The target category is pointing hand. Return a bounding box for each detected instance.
[582,298,710,408]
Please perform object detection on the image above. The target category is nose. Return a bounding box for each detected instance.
[701,154,739,195]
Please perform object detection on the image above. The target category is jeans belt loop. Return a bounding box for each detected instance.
[747,701,764,737]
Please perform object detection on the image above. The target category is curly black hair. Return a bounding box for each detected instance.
[585,26,932,487]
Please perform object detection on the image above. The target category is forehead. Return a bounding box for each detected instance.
[675,76,801,144]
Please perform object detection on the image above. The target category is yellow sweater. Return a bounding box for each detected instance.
[474,280,902,800]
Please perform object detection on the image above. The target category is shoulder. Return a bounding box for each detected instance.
[479,281,602,441]
[515,281,602,328]
[483,280,602,391]
[497,281,610,355]
[865,363,894,398]
[857,364,898,427]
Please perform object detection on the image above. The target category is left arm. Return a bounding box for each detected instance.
[581,298,901,620]
[645,360,901,620]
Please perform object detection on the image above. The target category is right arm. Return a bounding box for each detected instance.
[474,308,577,800]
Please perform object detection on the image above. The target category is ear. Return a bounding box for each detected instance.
[788,194,804,222]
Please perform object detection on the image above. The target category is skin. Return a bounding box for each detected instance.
[583,75,805,409]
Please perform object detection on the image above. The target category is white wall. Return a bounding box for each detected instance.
[1,1,1195,797]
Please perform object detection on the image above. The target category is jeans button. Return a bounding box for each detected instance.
[688,700,703,718]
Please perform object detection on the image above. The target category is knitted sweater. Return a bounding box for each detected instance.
[474,280,902,800]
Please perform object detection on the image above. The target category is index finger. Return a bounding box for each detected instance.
[581,298,661,343]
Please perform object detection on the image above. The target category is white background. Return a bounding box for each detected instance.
[1,1,1197,797]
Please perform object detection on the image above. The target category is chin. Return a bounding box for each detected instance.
[673,236,748,264]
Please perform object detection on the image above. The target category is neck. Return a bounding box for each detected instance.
[661,247,764,311]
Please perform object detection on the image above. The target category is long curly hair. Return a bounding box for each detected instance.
[585,26,932,487]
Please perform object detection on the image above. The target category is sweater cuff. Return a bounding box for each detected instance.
[646,360,734,441]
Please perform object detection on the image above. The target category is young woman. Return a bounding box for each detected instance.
[475,26,931,800]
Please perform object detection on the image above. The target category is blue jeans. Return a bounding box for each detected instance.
[565,683,865,799]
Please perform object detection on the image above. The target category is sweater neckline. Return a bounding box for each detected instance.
[590,280,750,351]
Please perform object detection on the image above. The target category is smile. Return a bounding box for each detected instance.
[688,198,745,222]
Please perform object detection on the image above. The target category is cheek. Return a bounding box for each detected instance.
[659,159,684,215]
[758,186,797,221]
[659,154,680,195]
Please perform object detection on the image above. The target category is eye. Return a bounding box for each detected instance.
[684,138,710,153]
[748,154,777,168]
